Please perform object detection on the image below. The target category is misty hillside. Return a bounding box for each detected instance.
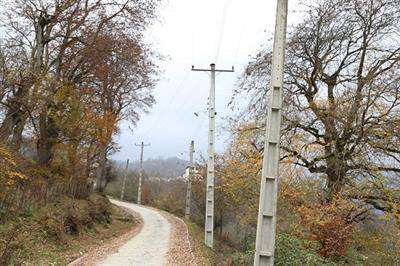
[116,157,188,179]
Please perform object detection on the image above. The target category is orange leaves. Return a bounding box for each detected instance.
[277,174,363,259]
[216,123,264,228]
[296,196,359,259]
[0,145,27,190]
[0,146,15,166]
[80,103,119,147]
[92,109,118,146]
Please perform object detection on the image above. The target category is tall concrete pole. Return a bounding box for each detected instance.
[191,63,234,248]
[120,159,130,201]
[205,63,216,248]
[254,1,288,265]
[185,140,195,220]
[135,142,150,205]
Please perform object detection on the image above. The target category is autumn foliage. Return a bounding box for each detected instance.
[297,199,355,258]
[0,146,27,190]
[0,0,160,221]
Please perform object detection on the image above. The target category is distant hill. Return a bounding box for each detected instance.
[116,157,188,179]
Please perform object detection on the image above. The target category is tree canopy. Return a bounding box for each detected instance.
[235,0,400,212]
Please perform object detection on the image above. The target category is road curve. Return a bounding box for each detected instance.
[98,199,171,266]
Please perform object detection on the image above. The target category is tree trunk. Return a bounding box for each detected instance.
[0,112,15,143]
[11,113,27,151]
[325,155,347,201]
[85,144,94,179]
[0,86,28,146]
[96,144,108,193]
[37,108,58,167]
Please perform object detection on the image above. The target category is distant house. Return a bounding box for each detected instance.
[167,166,201,182]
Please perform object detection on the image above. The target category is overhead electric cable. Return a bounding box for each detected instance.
[215,0,232,64]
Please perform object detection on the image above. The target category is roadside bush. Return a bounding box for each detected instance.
[154,192,185,216]
[0,193,112,264]
[212,232,331,265]
[297,197,357,259]
[275,233,333,266]
[87,193,112,223]
[147,179,186,216]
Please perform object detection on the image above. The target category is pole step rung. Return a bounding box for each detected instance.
[259,251,273,257]
[271,106,281,111]
[263,211,274,217]
[265,176,276,180]
[268,140,278,144]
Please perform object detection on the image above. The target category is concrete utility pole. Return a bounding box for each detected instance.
[185,140,195,220]
[135,142,150,205]
[254,0,288,265]
[191,63,234,248]
[120,159,130,201]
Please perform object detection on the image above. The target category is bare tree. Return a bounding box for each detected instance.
[237,0,400,210]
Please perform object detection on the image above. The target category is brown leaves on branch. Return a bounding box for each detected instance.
[0,0,160,211]
[236,0,400,211]
[296,197,361,258]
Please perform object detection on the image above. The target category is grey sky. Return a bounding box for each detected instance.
[112,0,302,163]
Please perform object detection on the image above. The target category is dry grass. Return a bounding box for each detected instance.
[0,194,137,265]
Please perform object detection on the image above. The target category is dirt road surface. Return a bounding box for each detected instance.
[97,200,171,266]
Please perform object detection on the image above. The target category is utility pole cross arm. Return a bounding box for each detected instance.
[191,65,234,72]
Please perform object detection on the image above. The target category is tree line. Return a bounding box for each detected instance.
[0,0,160,216]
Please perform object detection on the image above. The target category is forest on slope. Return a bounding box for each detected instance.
[0,0,160,263]
[116,157,188,179]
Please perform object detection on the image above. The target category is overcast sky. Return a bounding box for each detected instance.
[112,0,302,163]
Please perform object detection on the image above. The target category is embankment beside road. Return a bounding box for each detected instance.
[0,194,140,265]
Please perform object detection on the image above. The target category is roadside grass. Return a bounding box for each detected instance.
[184,219,335,266]
[185,220,216,265]
[185,219,247,265]
[0,194,136,265]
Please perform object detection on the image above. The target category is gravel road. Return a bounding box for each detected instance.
[97,199,171,266]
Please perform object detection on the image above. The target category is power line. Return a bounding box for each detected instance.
[173,78,203,123]
[215,0,232,64]
[141,72,190,137]
[150,75,202,135]
[232,14,247,67]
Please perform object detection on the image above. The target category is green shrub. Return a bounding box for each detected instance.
[275,233,334,266]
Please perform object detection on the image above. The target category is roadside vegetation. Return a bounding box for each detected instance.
[0,194,136,265]
[108,0,400,265]
[1,0,399,265]
[0,0,160,264]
